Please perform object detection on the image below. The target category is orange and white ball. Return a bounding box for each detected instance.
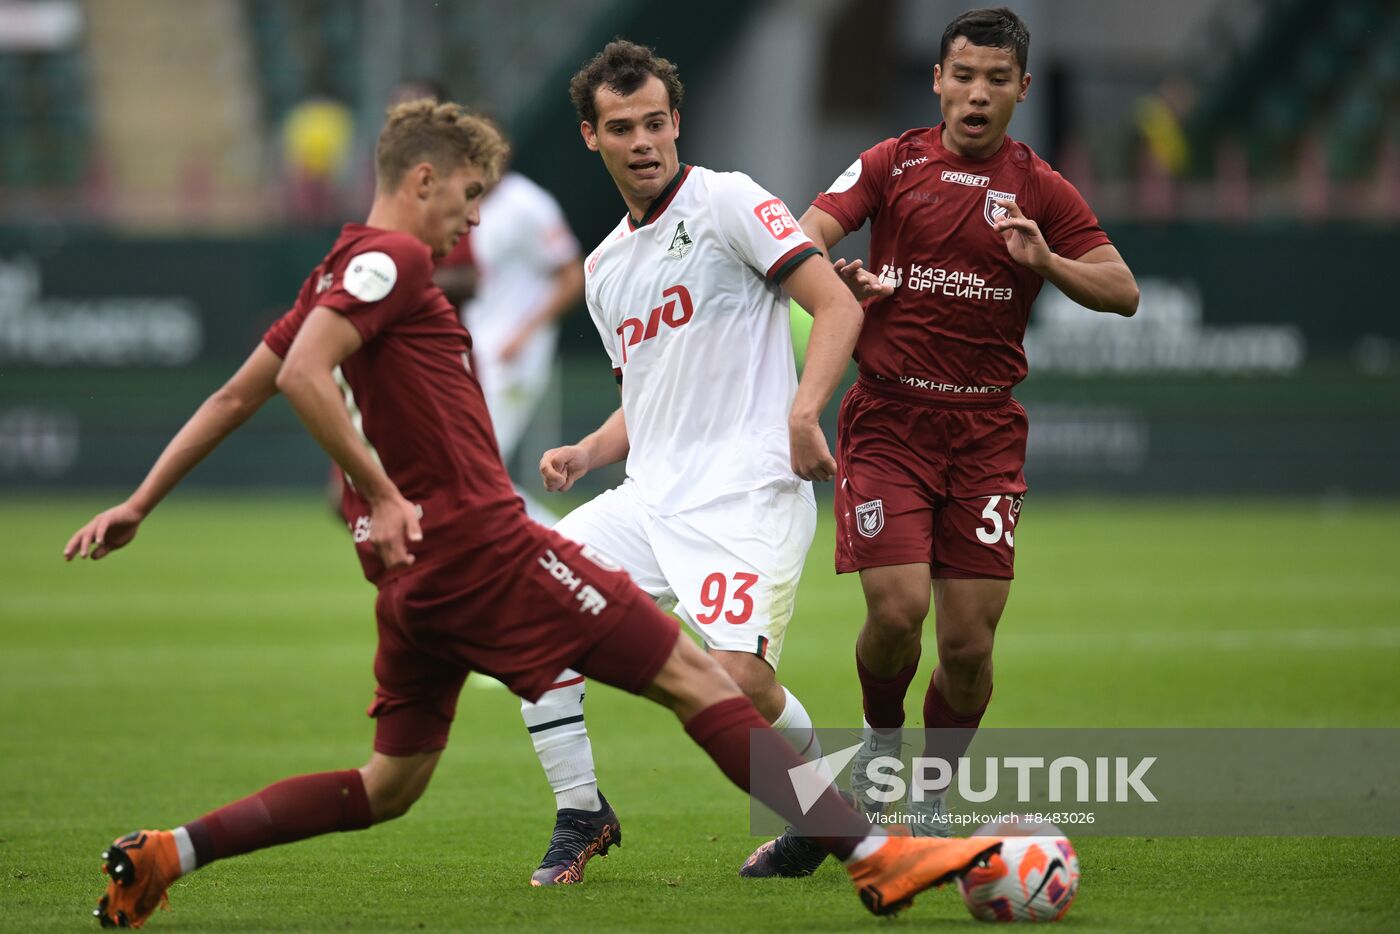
[958,818,1081,922]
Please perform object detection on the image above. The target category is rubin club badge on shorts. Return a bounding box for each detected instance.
[855,499,884,538]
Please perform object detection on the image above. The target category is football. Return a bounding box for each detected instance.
[958,818,1081,922]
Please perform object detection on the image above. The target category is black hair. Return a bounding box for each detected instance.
[569,39,684,126]
[940,8,1030,74]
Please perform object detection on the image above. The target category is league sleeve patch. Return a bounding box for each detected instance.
[343,251,398,302]
[825,157,862,194]
[753,198,800,240]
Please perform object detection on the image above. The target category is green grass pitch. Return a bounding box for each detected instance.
[2,494,1398,931]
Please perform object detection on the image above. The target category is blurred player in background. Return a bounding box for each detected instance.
[525,38,874,884]
[66,96,996,929]
[462,165,583,523]
[800,7,1139,832]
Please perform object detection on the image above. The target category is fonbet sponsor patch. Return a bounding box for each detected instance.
[753,199,800,240]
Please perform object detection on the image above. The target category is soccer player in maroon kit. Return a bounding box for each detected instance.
[66,99,998,927]
[799,8,1139,830]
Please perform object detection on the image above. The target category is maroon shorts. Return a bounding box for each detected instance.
[834,377,1028,580]
[368,523,680,756]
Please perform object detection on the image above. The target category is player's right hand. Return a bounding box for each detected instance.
[789,418,838,482]
[63,502,146,561]
[540,445,590,493]
[370,493,422,570]
[833,258,893,302]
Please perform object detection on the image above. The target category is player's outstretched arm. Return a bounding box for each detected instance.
[798,206,846,260]
[63,343,283,561]
[799,206,891,303]
[782,255,864,482]
[993,200,1139,316]
[499,260,585,363]
[278,307,421,569]
[540,404,628,493]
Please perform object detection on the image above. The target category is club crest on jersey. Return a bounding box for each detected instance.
[666,220,693,259]
[855,499,885,538]
[984,189,1017,227]
[876,264,904,290]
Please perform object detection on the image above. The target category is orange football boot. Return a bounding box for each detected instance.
[94,830,181,928]
[846,834,1002,916]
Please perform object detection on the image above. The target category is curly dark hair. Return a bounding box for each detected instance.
[940,7,1031,74]
[569,39,685,126]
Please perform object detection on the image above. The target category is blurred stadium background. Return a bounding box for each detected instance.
[2,0,1397,500]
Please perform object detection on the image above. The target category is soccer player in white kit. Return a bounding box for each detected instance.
[461,170,584,523]
[517,39,872,884]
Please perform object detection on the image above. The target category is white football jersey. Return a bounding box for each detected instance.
[583,164,819,515]
[462,172,580,356]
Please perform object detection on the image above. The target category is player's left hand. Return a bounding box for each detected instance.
[993,199,1052,271]
[833,258,893,302]
[789,418,837,482]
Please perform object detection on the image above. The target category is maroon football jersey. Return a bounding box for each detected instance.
[264,223,526,585]
[812,125,1110,389]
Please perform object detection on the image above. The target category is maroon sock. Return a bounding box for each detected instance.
[855,649,921,730]
[685,697,869,860]
[183,769,372,868]
[920,671,991,766]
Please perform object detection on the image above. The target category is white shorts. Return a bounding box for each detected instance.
[553,481,817,669]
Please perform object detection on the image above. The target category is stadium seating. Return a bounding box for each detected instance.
[6,0,1397,224]
[0,44,90,190]
[1183,0,1399,183]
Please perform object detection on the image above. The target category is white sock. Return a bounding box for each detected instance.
[521,669,601,812]
[770,686,824,763]
[555,781,602,812]
[844,830,890,864]
[171,826,196,875]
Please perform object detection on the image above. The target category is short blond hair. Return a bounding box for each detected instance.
[374,99,509,190]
